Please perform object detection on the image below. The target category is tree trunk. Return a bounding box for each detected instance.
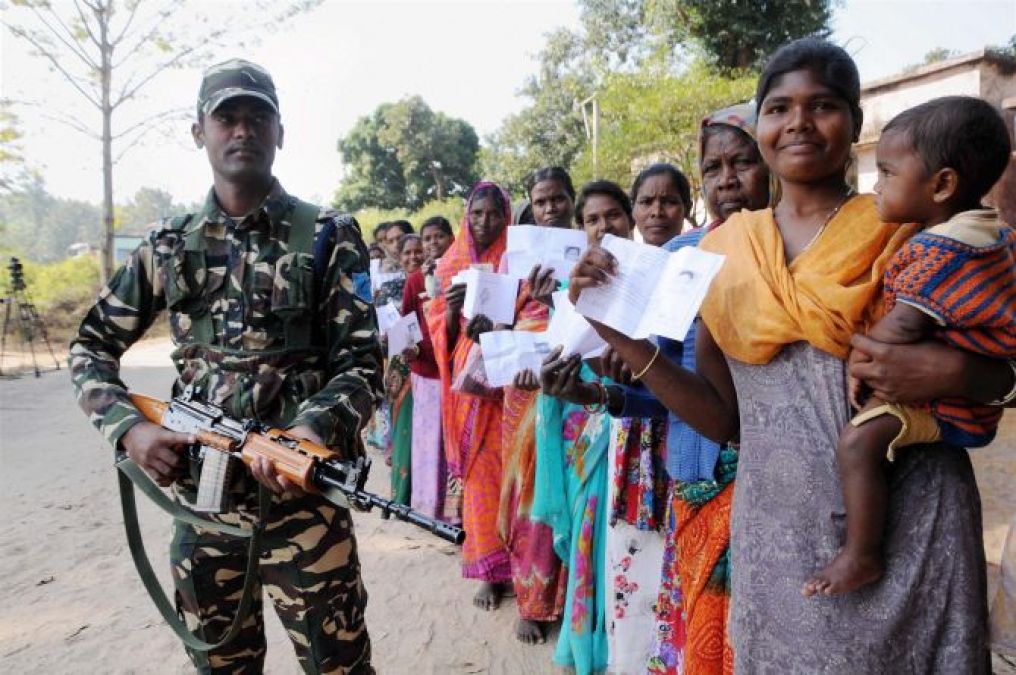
[430,165,445,201]
[99,5,114,284]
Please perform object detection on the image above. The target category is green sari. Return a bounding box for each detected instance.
[532,366,611,675]
[387,356,412,505]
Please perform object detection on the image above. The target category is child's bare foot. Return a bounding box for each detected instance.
[473,582,506,611]
[803,550,883,597]
[515,618,547,644]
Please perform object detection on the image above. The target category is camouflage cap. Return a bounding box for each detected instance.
[197,59,279,117]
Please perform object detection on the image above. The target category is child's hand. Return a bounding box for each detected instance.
[846,348,870,410]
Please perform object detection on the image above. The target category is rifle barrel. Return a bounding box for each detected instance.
[317,473,465,545]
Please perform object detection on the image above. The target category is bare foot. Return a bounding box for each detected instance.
[803,550,883,597]
[515,618,547,645]
[473,582,506,611]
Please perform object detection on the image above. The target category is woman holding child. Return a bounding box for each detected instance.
[570,38,1006,671]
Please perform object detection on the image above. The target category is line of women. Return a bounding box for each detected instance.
[370,36,1009,675]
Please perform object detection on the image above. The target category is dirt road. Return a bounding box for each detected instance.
[1,338,1013,673]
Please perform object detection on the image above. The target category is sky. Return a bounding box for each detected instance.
[1,0,1014,207]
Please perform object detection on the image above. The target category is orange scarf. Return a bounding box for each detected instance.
[699,195,918,365]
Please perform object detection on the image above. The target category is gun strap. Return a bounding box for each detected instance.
[116,459,269,652]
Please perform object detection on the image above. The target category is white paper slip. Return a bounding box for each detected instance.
[372,270,404,292]
[453,269,519,325]
[574,234,724,341]
[387,312,423,359]
[506,225,589,282]
[544,290,607,359]
[479,330,552,388]
[376,302,402,334]
[369,258,382,277]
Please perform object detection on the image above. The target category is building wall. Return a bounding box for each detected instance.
[856,66,983,193]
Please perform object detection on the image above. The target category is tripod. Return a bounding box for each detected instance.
[0,257,61,378]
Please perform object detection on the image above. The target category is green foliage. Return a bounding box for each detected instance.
[335,103,406,211]
[922,47,958,65]
[115,186,197,234]
[481,28,596,194]
[570,61,756,224]
[0,178,198,263]
[335,97,479,212]
[351,196,465,242]
[661,0,838,71]
[0,254,100,319]
[0,102,25,192]
[0,173,102,262]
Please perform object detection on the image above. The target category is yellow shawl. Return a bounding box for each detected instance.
[699,194,919,365]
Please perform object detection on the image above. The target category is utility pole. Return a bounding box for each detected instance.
[579,94,600,177]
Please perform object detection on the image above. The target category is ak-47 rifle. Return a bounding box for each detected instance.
[128,388,465,545]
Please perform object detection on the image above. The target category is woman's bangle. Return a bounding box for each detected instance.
[986,359,1016,406]
[632,343,662,381]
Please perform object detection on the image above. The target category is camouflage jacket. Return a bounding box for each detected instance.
[70,181,382,457]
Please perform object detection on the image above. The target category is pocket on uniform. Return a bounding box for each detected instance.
[163,250,207,310]
[248,261,274,327]
[271,252,315,317]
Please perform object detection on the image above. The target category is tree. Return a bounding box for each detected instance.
[334,97,478,211]
[116,186,177,233]
[377,96,479,206]
[663,0,838,70]
[569,60,756,223]
[0,173,102,261]
[0,101,26,193]
[482,28,596,194]
[334,103,406,212]
[4,0,321,282]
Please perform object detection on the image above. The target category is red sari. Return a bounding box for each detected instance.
[425,182,512,582]
[498,286,567,621]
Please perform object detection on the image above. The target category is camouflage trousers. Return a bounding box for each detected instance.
[170,477,372,674]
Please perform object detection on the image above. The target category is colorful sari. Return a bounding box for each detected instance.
[410,372,446,519]
[646,107,757,675]
[532,372,611,675]
[425,181,512,581]
[606,416,668,674]
[498,287,566,622]
[386,355,412,505]
[366,273,406,455]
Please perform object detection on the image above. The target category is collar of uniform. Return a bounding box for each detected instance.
[196,180,291,235]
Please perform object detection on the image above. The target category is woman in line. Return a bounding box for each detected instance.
[402,217,456,521]
[529,179,637,675]
[643,107,770,675]
[426,182,513,610]
[365,221,415,455]
[386,233,425,504]
[603,163,692,674]
[380,219,414,273]
[571,38,1003,671]
[497,166,576,644]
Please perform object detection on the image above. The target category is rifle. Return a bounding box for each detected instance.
[128,388,465,545]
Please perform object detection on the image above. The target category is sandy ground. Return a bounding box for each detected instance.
[1,338,1013,673]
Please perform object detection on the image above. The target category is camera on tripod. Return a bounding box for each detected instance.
[7,257,26,292]
[1,256,60,377]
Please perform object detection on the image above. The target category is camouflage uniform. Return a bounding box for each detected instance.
[70,180,382,674]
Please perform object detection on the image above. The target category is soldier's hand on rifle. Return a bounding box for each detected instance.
[250,426,319,497]
[122,421,194,487]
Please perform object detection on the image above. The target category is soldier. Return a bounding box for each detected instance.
[69,59,381,674]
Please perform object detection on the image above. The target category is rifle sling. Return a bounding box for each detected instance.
[116,458,270,653]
